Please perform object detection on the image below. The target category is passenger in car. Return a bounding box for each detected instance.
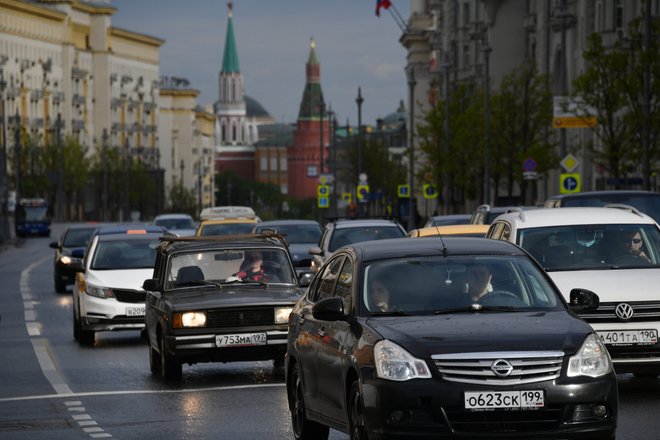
[368,279,391,312]
[465,263,493,302]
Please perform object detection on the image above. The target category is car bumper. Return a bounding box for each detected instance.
[589,321,660,374]
[80,295,145,332]
[360,375,617,440]
[164,329,288,364]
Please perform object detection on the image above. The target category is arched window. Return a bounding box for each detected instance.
[221,122,226,143]
[232,122,237,142]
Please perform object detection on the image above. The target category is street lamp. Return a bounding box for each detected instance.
[407,67,417,231]
[355,87,364,217]
[55,113,64,222]
[0,56,9,241]
[482,43,492,205]
[319,101,325,177]
[442,59,451,215]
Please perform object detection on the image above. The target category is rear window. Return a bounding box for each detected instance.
[63,227,97,247]
[255,224,322,244]
[199,223,255,236]
[561,194,660,224]
[329,226,405,252]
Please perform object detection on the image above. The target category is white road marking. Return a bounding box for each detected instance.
[78,421,98,427]
[73,414,92,421]
[68,406,86,412]
[83,427,104,433]
[0,382,285,402]
[30,338,73,395]
[65,400,82,406]
[90,434,112,438]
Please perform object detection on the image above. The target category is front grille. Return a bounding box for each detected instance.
[206,307,274,328]
[444,405,563,433]
[113,289,146,303]
[580,301,660,323]
[432,351,564,386]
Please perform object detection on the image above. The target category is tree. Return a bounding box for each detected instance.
[489,59,556,201]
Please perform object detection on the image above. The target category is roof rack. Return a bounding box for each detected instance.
[604,203,644,217]
[504,207,526,222]
[159,231,287,246]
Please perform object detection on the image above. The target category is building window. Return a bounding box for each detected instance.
[462,44,470,68]
[462,2,470,26]
[280,184,288,195]
[221,123,226,142]
[307,165,318,177]
[614,0,623,30]
[232,123,237,142]
[260,157,267,171]
[270,157,277,170]
[280,157,287,171]
[595,1,604,32]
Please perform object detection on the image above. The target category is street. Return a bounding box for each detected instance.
[0,224,659,439]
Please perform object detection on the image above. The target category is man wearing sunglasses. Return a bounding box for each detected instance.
[624,231,651,263]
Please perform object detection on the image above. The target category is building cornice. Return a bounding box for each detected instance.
[111,27,164,47]
[160,89,200,98]
[72,1,116,15]
[0,0,66,21]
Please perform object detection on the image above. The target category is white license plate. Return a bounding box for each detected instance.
[126,307,145,316]
[216,333,267,347]
[464,390,544,410]
[597,329,658,346]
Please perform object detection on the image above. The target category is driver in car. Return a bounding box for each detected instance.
[465,263,493,302]
[234,250,269,282]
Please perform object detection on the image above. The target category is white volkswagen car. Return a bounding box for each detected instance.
[72,225,167,346]
[487,205,660,377]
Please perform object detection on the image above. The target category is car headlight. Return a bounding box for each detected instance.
[173,311,207,328]
[275,307,293,324]
[85,284,114,299]
[60,255,72,265]
[374,339,432,381]
[567,333,612,378]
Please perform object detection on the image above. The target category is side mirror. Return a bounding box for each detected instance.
[298,272,314,287]
[312,297,346,321]
[569,288,599,314]
[308,246,322,256]
[143,279,159,292]
[49,241,59,249]
[69,260,84,272]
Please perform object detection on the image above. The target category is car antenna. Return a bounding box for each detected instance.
[434,226,449,256]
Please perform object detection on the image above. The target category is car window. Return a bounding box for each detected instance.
[362,256,561,314]
[91,239,159,270]
[63,228,97,247]
[334,258,353,312]
[156,218,195,231]
[562,195,660,224]
[199,223,255,236]
[256,224,322,244]
[313,256,344,302]
[519,224,660,270]
[166,247,295,288]
[329,226,405,252]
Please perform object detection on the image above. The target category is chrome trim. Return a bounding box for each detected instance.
[612,358,660,364]
[432,351,564,360]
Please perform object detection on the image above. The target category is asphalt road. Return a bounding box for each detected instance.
[0,223,659,439]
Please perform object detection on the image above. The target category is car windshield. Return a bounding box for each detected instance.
[199,223,255,236]
[91,239,159,270]
[362,256,561,315]
[63,227,97,247]
[155,217,195,231]
[519,224,660,271]
[256,224,322,244]
[166,247,296,289]
[329,226,405,252]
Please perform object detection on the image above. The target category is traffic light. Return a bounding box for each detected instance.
[423,184,438,199]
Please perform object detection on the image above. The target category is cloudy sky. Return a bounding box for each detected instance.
[111,0,411,125]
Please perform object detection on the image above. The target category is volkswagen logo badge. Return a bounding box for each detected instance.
[615,303,634,320]
[491,359,514,377]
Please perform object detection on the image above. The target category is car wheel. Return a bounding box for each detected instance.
[159,333,182,381]
[289,363,329,440]
[55,278,66,293]
[348,381,368,440]
[74,306,95,346]
[149,342,161,376]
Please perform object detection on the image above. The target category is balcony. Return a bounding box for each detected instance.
[30,118,44,128]
[111,122,125,133]
[52,92,65,104]
[111,98,122,109]
[72,119,85,131]
[72,94,86,106]
[30,90,44,101]
[71,67,87,80]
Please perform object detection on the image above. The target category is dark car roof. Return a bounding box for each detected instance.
[95,224,167,235]
[255,220,321,227]
[155,233,289,256]
[346,236,525,261]
[548,190,659,199]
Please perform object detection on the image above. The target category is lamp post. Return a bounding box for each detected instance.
[407,68,417,231]
[328,109,338,218]
[642,0,651,190]
[356,87,364,217]
[101,129,109,222]
[442,59,451,215]
[482,43,492,205]
[13,109,21,234]
[55,113,64,222]
[557,0,569,159]
[0,57,9,241]
[319,101,325,177]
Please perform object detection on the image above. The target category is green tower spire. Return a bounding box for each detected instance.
[221,2,240,73]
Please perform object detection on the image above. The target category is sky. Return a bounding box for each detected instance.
[110,0,411,125]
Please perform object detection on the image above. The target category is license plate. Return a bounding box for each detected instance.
[465,390,544,410]
[216,333,267,347]
[126,307,145,316]
[597,329,658,346]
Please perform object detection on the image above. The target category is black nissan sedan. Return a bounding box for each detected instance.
[285,237,617,440]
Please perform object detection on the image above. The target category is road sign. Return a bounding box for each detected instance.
[560,173,581,194]
[342,192,352,203]
[356,184,370,201]
[317,197,329,208]
[317,184,330,197]
[523,171,538,180]
[423,184,438,199]
[522,158,537,172]
[560,154,579,173]
[397,184,410,198]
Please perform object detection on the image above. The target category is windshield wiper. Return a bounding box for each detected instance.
[370,310,412,316]
[220,276,269,286]
[434,303,518,315]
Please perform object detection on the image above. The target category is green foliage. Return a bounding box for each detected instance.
[214,171,286,219]
[168,183,197,216]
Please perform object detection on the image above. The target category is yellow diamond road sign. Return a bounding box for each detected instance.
[561,154,579,173]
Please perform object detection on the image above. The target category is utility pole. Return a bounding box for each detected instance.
[0,59,9,242]
[356,87,364,218]
[319,101,325,177]
[101,129,109,221]
[442,60,451,216]
[56,113,64,222]
[642,0,652,190]
[483,43,493,206]
[407,67,417,231]
[558,0,569,158]
[13,109,20,214]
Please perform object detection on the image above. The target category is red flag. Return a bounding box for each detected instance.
[376,0,392,17]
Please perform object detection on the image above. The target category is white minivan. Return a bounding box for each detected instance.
[487,205,660,377]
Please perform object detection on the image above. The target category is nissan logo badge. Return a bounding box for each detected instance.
[491,359,514,377]
[614,303,634,320]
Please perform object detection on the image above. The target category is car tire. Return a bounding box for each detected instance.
[55,278,66,293]
[149,342,161,376]
[289,363,329,440]
[348,381,368,440]
[73,307,95,345]
[160,333,182,381]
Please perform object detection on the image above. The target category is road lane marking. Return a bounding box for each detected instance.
[78,420,98,426]
[73,414,92,421]
[30,338,73,395]
[90,434,112,438]
[65,401,82,406]
[0,382,285,402]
